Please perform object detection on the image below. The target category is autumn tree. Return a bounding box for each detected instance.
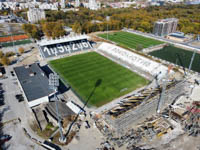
[22,24,41,40]
[41,5,200,34]
[0,51,4,58]
[1,56,10,66]
[42,22,66,39]
[72,21,82,33]
[5,52,15,57]
[18,47,25,54]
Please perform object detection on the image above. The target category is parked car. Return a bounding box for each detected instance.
[10,71,15,76]
[15,94,24,102]
[0,134,12,144]
[42,140,61,150]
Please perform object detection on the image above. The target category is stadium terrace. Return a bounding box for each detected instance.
[98,42,173,79]
[37,34,93,59]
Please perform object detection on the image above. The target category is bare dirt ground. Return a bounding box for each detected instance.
[189,41,200,47]
[18,46,39,66]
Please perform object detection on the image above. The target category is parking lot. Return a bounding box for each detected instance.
[0,66,45,150]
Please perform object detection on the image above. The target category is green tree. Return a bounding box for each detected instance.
[136,44,143,51]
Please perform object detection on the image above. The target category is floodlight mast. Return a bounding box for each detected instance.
[106,16,110,40]
[49,73,66,143]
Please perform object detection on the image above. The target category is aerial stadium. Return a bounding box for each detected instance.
[37,30,197,138]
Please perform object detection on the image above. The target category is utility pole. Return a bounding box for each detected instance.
[106,16,110,40]
[49,73,66,143]
[8,25,16,54]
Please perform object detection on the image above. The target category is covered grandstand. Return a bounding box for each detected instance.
[37,34,93,59]
[97,42,172,80]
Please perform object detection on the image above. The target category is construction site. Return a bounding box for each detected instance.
[92,71,200,150]
[89,42,200,150]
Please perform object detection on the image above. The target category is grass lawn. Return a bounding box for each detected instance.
[149,45,200,73]
[49,52,148,107]
[98,31,163,50]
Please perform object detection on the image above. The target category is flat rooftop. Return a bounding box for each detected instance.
[156,18,178,23]
[14,63,54,102]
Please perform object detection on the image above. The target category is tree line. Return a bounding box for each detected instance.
[21,4,200,39]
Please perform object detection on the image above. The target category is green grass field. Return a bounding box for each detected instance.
[149,45,200,73]
[98,31,163,50]
[49,52,148,107]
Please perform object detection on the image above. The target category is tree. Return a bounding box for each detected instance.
[18,47,25,54]
[136,44,143,51]
[42,22,66,39]
[1,56,10,66]
[72,21,82,33]
[0,51,4,58]
[5,52,15,57]
[22,24,41,40]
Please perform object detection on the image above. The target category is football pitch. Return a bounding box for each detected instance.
[149,46,200,73]
[98,31,163,50]
[49,52,148,107]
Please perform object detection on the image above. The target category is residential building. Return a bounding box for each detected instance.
[88,0,100,10]
[27,8,45,23]
[75,0,80,7]
[60,0,65,9]
[153,18,178,36]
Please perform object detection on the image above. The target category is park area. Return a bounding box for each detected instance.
[98,31,163,50]
[49,52,148,107]
[149,45,200,73]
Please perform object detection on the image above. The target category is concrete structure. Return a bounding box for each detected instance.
[64,26,73,33]
[45,101,76,126]
[75,0,80,7]
[88,0,100,10]
[39,2,59,10]
[37,34,92,59]
[14,63,55,108]
[97,42,172,79]
[166,32,189,43]
[153,18,178,36]
[27,8,45,23]
[66,101,83,114]
[60,0,65,9]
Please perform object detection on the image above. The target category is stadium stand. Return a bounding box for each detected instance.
[37,34,93,59]
[97,42,172,80]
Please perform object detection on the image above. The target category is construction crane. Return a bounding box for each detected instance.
[188,50,196,72]
[176,53,186,76]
